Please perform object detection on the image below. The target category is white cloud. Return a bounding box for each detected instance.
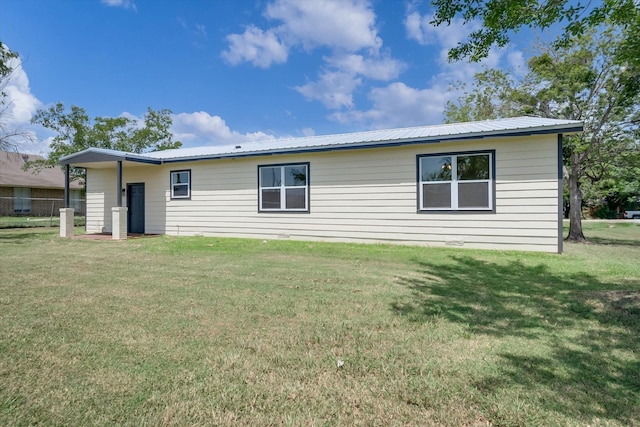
[403,10,501,80]
[330,82,452,128]
[0,52,48,153]
[2,56,41,125]
[296,71,362,109]
[222,26,288,68]
[305,8,527,128]
[324,7,530,129]
[405,11,481,50]
[219,2,528,130]
[3,61,41,124]
[195,24,207,36]
[507,50,527,76]
[16,134,51,156]
[403,10,516,74]
[404,11,425,44]
[222,0,382,69]
[293,51,405,113]
[300,127,315,137]
[101,0,137,11]
[222,0,405,118]
[325,53,404,80]
[171,111,274,147]
[265,0,381,52]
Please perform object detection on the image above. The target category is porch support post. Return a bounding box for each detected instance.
[113,160,127,239]
[116,160,123,207]
[59,164,74,238]
[64,164,70,208]
[59,208,75,238]
[112,207,128,240]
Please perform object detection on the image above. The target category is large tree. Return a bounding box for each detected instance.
[582,148,640,216]
[430,0,640,66]
[29,103,181,179]
[445,27,640,242]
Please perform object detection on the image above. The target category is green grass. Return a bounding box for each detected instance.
[1,223,639,426]
[0,216,85,229]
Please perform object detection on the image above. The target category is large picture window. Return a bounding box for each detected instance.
[170,170,191,199]
[259,163,309,212]
[418,151,494,211]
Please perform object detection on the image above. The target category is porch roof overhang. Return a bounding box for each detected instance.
[59,148,162,168]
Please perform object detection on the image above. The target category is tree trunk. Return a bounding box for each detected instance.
[566,167,588,242]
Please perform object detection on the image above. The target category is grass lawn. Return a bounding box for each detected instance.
[0,216,85,229]
[1,222,639,426]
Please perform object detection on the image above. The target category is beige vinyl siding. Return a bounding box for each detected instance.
[83,133,561,252]
[85,169,115,233]
[160,134,559,252]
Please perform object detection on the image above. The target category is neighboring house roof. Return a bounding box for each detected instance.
[0,151,83,189]
[61,116,583,167]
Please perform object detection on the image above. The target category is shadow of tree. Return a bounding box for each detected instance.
[587,236,640,247]
[392,255,640,425]
[0,231,55,243]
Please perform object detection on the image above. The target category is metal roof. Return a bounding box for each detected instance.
[61,116,583,166]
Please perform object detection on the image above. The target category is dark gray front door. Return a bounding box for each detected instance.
[127,183,145,234]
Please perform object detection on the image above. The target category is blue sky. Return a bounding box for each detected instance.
[1,0,532,154]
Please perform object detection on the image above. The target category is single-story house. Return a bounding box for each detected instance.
[59,116,582,253]
[0,151,84,216]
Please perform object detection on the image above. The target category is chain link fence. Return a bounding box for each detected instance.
[0,196,86,228]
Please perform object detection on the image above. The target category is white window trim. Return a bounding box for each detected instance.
[170,170,191,200]
[419,152,493,211]
[259,164,309,212]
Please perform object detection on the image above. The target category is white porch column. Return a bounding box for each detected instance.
[112,207,128,240]
[59,208,75,238]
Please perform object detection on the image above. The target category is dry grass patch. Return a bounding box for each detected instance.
[1,225,639,426]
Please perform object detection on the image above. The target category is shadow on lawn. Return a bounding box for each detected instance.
[0,230,57,243]
[586,236,640,247]
[392,255,640,425]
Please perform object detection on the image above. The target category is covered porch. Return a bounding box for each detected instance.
[59,148,161,240]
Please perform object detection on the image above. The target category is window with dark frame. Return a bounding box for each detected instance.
[259,163,309,212]
[13,187,31,213]
[170,170,191,199]
[419,152,493,211]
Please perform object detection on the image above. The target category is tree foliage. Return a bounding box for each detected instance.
[430,0,640,66]
[0,41,18,80]
[445,27,640,241]
[29,103,181,178]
